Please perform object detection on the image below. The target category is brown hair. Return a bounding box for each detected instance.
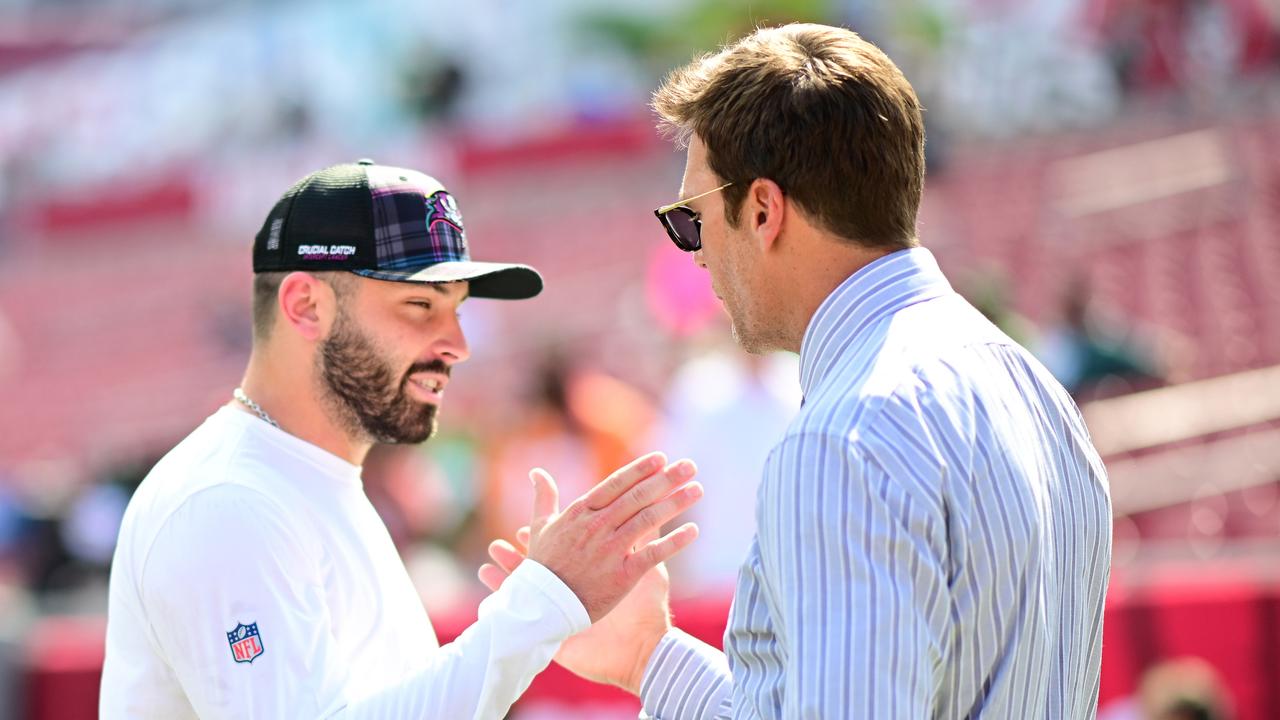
[652,23,924,249]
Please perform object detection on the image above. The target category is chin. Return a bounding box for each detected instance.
[403,417,439,445]
[369,406,439,445]
[729,320,760,354]
[730,321,782,356]
[376,425,435,446]
[733,335,770,356]
[404,428,436,445]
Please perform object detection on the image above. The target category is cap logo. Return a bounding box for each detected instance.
[297,244,358,261]
[428,191,464,232]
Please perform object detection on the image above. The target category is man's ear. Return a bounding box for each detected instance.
[746,177,786,251]
[277,272,333,342]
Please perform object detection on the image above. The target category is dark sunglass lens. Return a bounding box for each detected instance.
[659,214,684,249]
[666,209,701,251]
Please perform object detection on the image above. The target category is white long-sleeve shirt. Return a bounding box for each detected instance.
[640,248,1112,718]
[102,406,588,719]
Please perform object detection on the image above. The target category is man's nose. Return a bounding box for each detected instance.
[437,312,470,364]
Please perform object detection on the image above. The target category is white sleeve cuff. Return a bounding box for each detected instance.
[503,559,591,635]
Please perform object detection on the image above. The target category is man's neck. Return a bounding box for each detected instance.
[237,352,371,466]
[776,238,895,353]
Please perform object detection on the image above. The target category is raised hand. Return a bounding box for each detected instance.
[514,453,699,622]
[478,453,701,692]
[482,525,675,694]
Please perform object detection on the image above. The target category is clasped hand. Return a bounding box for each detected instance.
[479,452,700,693]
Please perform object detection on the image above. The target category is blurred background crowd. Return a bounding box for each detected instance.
[0,0,1278,718]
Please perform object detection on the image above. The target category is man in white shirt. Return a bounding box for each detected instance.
[481,24,1111,718]
[100,160,704,719]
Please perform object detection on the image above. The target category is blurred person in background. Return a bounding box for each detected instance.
[480,350,655,551]
[651,338,800,595]
[1036,275,1169,400]
[100,160,703,719]
[1099,656,1235,720]
[482,22,1111,718]
[361,443,455,556]
[361,443,481,618]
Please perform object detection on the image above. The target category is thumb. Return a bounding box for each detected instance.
[529,468,560,526]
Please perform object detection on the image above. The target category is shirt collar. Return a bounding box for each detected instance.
[216,406,364,486]
[798,247,954,398]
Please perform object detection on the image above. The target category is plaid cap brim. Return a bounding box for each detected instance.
[351,261,543,300]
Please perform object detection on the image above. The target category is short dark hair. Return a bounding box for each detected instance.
[652,23,925,249]
[251,271,353,343]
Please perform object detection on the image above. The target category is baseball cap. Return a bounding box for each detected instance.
[253,159,543,299]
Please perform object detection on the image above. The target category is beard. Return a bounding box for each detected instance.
[317,313,445,445]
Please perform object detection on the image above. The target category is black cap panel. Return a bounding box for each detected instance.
[253,164,378,272]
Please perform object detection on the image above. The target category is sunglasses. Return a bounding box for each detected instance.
[653,182,733,252]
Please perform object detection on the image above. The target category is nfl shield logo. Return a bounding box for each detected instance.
[226,622,264,664]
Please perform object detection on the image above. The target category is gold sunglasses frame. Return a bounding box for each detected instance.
[654,182,734,216]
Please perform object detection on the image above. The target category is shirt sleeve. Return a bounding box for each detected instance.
[757,431,947,718]
[640,431,949,719]
[639,628,732,719]
[140,484,588,720]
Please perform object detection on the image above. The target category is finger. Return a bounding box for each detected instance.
[615,480,703,546]
[515,526,531,550]
[632,526,661,552]
[487,539,525,574]
[530,468,560,525]
[604,459,697,529]
[625,522,700,579]
[580,452,667,511]
[478,563,510,592]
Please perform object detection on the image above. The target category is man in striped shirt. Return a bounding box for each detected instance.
[483,22,1112,718]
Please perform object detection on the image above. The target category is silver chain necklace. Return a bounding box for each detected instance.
[233,387,280,429]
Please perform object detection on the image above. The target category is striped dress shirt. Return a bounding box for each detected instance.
[640,248,1112,719]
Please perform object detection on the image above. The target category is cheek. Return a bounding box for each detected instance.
[708,229,744,279]
[363,322,416,373]
[384,321,418,349]
[699,222,729,268]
